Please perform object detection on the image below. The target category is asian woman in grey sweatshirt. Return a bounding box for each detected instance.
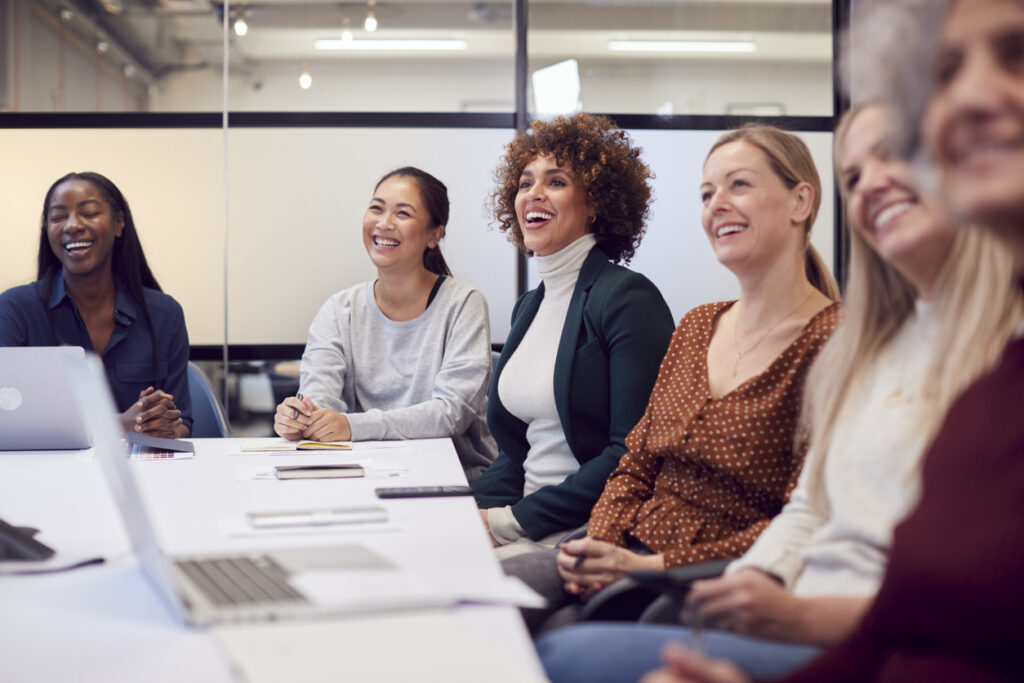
[274,167,496,479]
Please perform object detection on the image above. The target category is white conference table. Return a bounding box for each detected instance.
[0,438,548,682]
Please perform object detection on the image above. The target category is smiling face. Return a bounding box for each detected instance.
[841,106,955,293]
[924,0,1024,257]
[362,175,441,274]
[45,179,124,281]
[514,154,593,257]
[700,140,810,273]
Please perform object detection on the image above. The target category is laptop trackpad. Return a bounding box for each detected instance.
[270,545,393,572]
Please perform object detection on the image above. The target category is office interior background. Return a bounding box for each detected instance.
[0,0,842,435]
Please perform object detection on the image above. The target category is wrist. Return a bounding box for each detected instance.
[788,596,814,642]
[637,553,665,572]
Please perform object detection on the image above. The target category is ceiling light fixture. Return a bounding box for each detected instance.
[59,8,73,21]
[96,40,109,54]
[608,40,756,54]
[122,64,136,78]
[233,16,248,37]
[315,38,467,51]
[341,17,353,42]
[364,0,378,31]
[299,62,312,89]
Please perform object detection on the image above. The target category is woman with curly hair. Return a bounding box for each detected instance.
[472,113,675,557]
[504,124,841,635]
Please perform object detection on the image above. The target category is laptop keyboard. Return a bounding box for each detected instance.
[177,555,308,606]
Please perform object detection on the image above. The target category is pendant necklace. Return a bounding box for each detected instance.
[732,292,814,378]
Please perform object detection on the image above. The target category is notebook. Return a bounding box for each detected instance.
[63,351,452,626]
[0,346,90,451]
[240,440,353,452]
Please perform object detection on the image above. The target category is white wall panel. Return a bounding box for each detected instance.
[224,127,517,345]
[0,127,519,347]
[0,126,834,349]
[527,129,835,324]
[0,129,225,343]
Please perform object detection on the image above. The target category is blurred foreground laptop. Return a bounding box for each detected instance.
[0,346,90,451]
[63,352,452,626]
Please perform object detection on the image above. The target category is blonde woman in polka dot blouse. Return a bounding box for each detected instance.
[504,125,840,634]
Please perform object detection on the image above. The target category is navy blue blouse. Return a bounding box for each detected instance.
[0,273,192,431]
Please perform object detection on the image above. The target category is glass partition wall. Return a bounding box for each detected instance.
[1,0,842,436]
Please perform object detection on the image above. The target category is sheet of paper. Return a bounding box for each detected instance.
[213,610,549,683]
[219,517,403,538]
[289,568,449,609]
[232,459,407,482]
[231,440,414,457]
[443,574,547,609]
[129,444,195,461]
[73,444,195,462]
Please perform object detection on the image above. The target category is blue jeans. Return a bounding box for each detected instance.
[537,623,822,683]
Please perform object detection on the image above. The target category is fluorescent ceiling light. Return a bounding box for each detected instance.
[608,40,756,53]
[315,39,468,51]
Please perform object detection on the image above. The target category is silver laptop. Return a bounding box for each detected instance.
[0,347,91,450]
[63,352,451,626]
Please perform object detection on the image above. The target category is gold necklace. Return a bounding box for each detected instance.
[732,292,814,378]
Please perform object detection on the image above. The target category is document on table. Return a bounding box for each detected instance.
[214,610,549,683]
[232,440,413,457]
[238,440,353,453]
[232,458,408,481]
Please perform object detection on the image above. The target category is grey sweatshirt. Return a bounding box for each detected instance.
[298,277,497,478]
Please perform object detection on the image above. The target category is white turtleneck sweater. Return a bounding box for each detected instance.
[729,299,938,597]
[488,233,596,543]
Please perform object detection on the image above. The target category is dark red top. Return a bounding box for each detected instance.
[775,329,1024,682]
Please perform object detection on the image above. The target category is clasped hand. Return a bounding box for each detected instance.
[274,395,351,442]
[121,386,187,438]
[556,537,665,596]
[685,568,800,641]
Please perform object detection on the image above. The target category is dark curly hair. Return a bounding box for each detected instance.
[489,113,653,264]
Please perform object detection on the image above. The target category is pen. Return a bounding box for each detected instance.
[293,392,303,420]
[689,603,706,656]
[572,535,603,569]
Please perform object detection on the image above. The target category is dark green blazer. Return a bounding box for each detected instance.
[472,246,674,540]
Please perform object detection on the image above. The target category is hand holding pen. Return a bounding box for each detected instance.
[556,536,666,596]
[273,392,315,440]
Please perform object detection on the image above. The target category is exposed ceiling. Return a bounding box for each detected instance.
[34,0,833,84]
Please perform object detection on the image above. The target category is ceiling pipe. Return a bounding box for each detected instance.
[39,0,157,87]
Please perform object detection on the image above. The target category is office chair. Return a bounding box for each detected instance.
[187,362,231,438]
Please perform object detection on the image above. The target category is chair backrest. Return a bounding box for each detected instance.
[187,361,231,438]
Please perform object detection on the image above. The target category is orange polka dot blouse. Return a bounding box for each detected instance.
[587,300,841,568]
